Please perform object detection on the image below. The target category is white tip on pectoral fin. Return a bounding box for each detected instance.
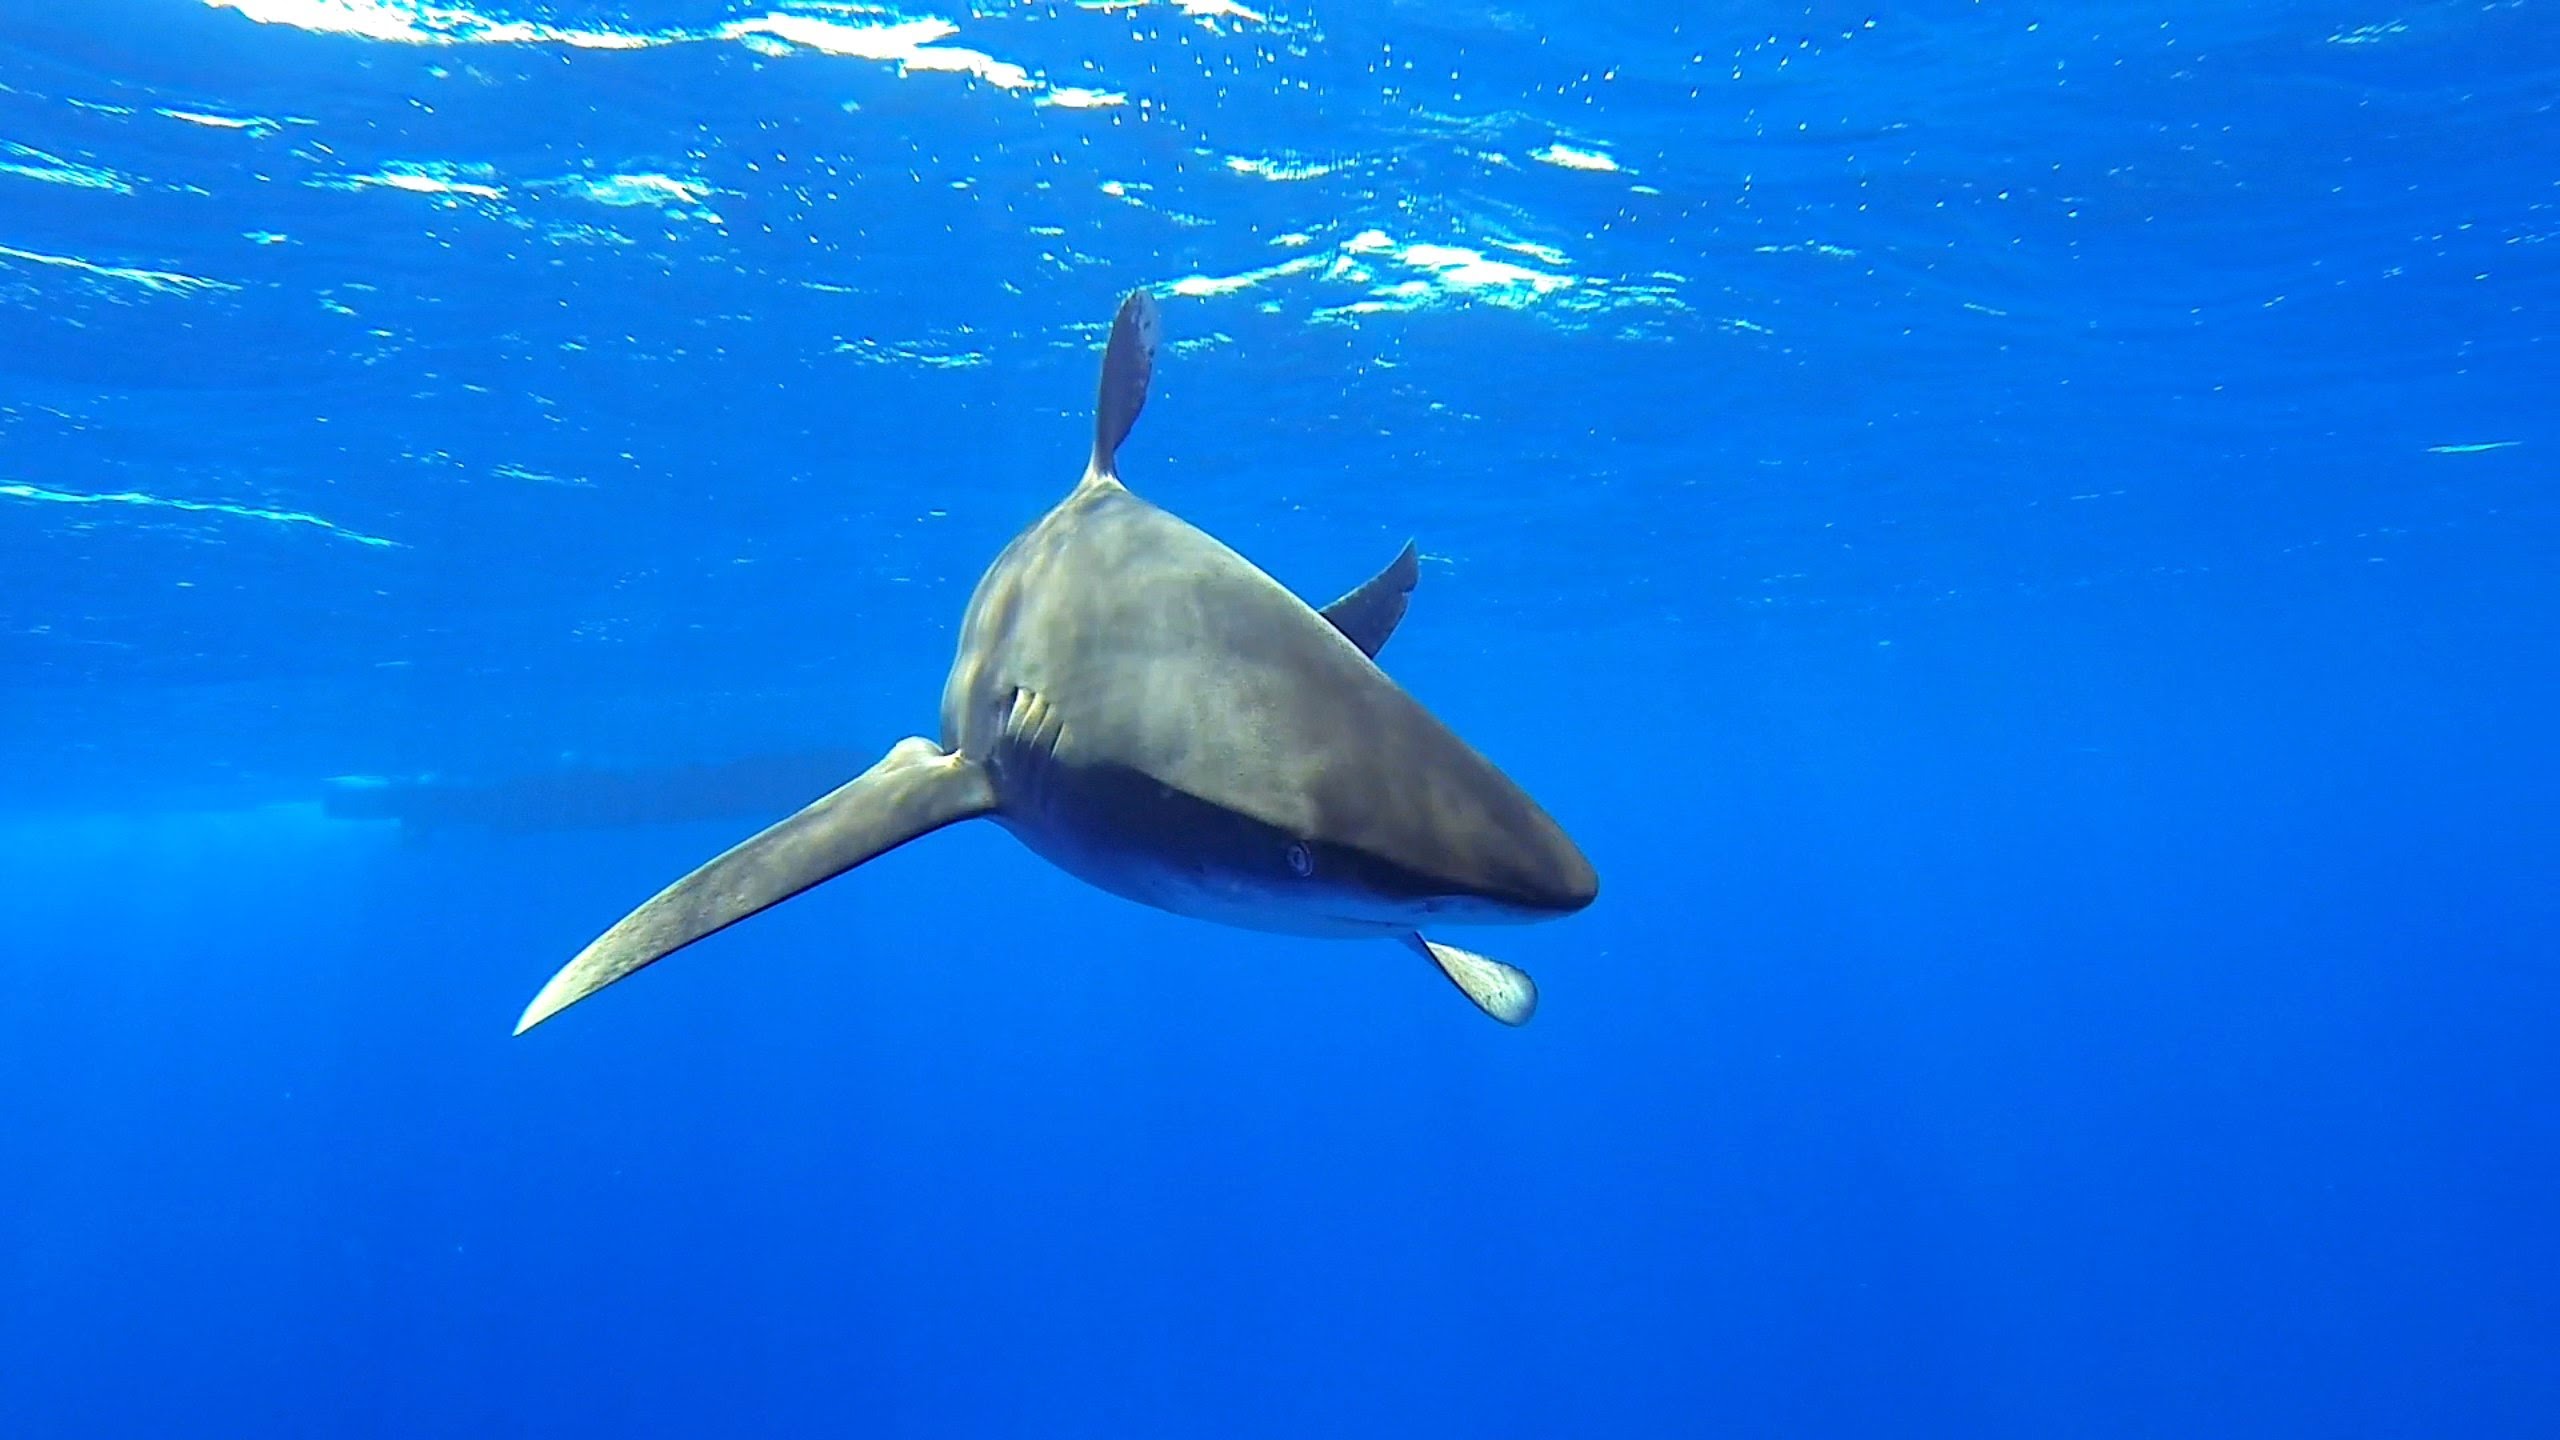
[1405,933,1538,1026]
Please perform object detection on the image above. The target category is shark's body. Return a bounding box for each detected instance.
[516,292,1595,1034]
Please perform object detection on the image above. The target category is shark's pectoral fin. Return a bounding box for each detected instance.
[1320,539,1420,659]
[514,738,994,1034]
[1405,932,1538,1026]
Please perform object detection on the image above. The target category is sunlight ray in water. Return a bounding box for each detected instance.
[0,141,135,193]
[1039,87,1129,110]
[1223,154,1342,182]
[200,0,1107,107]
[1530,143,1621,174]
[1164,226,1687,329]
[202,0,669,48]
[714,13,1030,90]
[0,242,235,294]
[0,482,397,546]
[313,162,506,201]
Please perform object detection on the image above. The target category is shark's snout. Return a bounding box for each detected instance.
[1534,840,1601,915]
[1375,803,1596,926]
[1480,824,1598,919]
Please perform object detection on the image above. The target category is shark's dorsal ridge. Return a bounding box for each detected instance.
[516,288,1594,1035]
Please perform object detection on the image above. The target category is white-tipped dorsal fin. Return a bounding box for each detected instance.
[1087,289,1160,485]
[1405,933,1538,1026]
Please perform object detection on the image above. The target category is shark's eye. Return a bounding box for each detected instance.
[1285,841,1315,878]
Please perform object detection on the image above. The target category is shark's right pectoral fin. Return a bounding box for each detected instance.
[514,737,994,1035]
[1320,539,1420,660]
[1405,933,1538,1026]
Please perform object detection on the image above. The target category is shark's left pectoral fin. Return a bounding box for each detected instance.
[1320,539,1419,659]
[1405,932,1538,1026]
[514,738,994,1035]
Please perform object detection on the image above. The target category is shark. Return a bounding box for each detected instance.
[516,291,1596,1034]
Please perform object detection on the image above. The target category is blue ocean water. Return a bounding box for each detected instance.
[3,0,2555,1433]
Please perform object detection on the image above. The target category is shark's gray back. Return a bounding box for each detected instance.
[941,479,1588,914]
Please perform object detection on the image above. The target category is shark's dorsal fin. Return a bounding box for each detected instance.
[1320,540,1420,659]
[1088,290,1160,483]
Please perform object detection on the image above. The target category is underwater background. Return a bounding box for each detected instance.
[3,1,2555,1434]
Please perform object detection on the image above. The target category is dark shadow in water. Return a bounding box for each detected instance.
[321,750,874,834]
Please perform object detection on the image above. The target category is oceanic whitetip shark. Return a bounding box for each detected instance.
[515,292,1596,1034]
